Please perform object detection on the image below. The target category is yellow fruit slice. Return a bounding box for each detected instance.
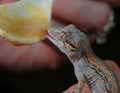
[0,0,53,45]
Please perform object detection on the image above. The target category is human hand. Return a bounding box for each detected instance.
[63,60,120,93]
[53,0,120,32]
[0,0,120,70]
[0,0,65,70]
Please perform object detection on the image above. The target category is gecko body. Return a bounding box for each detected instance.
[47,25,120,93]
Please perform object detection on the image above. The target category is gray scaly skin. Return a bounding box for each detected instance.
[47,25,120,93]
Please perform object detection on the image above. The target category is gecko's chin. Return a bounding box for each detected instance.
[47,30,64,49]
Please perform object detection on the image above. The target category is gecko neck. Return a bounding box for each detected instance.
[68,42,95,64]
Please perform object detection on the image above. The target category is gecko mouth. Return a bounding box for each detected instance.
[46,29,64,48]
[46,30,60,42]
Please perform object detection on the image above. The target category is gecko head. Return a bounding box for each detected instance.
[47,24,88,55]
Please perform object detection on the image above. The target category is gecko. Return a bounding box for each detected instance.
[47,24,120,93]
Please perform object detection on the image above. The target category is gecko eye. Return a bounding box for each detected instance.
[59,31,66,41]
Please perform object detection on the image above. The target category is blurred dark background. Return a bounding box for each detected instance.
[0,8,120,93]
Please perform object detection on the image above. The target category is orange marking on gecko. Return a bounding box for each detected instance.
[82,43,118,92]
[82,43,106,71]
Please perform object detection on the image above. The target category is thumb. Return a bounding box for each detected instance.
[53,0,112,32]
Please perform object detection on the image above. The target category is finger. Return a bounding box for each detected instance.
[81,84,91,93]
[105,60,120,80]
[0,0,16,4]
[53,0,112,32]
[63,83,91,93]
[0,0,66,70]
[0,38,64,70]
[95,0,120,7]
[63,84,77,93]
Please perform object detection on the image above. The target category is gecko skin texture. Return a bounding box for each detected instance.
[47,25,120,93]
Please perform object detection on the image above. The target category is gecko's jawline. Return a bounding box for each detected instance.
[47,30,59,42]
[46,30,65,49]
[46,30,56,41]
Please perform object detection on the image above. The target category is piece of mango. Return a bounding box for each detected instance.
[0,0,53,45]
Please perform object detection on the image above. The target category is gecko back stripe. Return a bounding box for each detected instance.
[83,52,112,93]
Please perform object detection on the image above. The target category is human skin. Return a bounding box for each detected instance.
[0,0,120,92]
[0,0,119,69]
